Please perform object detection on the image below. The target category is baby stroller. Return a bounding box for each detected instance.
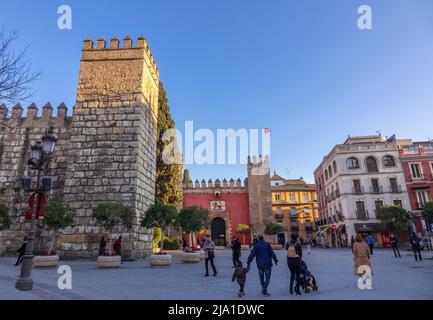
[299,260,318,293]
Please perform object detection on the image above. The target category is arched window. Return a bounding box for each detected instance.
[328,166,333,178]
[333,161,337,173]
[383,155,396,167]
[346,157,360,169]
[325,169,328,181]
[366,156,379,173]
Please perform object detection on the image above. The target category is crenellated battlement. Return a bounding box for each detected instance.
[82,35,159,79]
[77,35,159,115]
[0,103,71,129]
[183,177,248,192]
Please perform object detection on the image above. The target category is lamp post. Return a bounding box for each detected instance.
[15,129,56,291]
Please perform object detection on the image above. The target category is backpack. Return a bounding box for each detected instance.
[287,242,298,258]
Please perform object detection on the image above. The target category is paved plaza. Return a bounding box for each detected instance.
[0,248,432,300]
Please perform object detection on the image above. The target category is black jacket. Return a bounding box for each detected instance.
[231,239,241,256]
[409,235,421,250]
[17,242,27,255]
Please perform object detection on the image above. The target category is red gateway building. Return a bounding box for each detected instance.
[182,156,274,247]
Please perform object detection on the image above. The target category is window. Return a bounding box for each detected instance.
[347,157,360,169]
[325,169,328,181]
[389,178,399,193]
[328,166,333,178]
[415,190,429,209]
[290,207,297,218]
[275,193,280,203]
[366,157,379,173]
[371,179,380,193]
[303,193,309,203]
[393,200,403,208]
[410,163,422,179]
[353,180,362,194]
[356,201,367,220]
[275,207,283,218]
[383,155,396,167]
[289,193,295,204]
[374,200,383,215]
[333,161,337,174]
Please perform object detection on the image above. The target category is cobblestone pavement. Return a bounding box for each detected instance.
[1,248,432,300]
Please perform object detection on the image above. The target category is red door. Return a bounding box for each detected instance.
[381,232,390,248]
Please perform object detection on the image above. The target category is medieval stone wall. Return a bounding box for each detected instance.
[0,35,160,259]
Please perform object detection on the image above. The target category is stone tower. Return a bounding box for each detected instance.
[247,155,272,235]
[61,36,159,259]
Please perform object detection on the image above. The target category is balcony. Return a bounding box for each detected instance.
[416,202,427,210]
[305,221,313,230]
[275,211,283,219]
[390,185,402,193]
[410,174,432,182]
[291,221,299,231]
[370,185,383,194]
[352,186,364,195]
[356,210,369,220]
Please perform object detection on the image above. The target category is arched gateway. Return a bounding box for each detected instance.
[211,218,226,247]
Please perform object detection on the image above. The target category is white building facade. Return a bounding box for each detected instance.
[314,136,411,248]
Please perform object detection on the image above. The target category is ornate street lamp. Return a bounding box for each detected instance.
[15,128,56,291]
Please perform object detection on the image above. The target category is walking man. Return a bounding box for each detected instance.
[231,236,241,268]
[350,235,355,252]
[366,234,374,255]
[203,235,217,276]
[409,232,422,262]
[389,233,401,258]
[113,236,123,263]
[247,234,278,296]
[98,236,106,256]
[14,237,27,266]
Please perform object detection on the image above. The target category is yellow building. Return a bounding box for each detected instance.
[271,172,318,244]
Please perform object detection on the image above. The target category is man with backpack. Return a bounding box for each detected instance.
[247,235,278,296]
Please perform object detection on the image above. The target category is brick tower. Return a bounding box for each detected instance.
[61,36,159,259]
[247,155,272,235]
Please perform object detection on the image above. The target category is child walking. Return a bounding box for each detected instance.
[231,260,250,297]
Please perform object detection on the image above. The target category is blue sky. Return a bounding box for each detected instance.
[1,0,433,183]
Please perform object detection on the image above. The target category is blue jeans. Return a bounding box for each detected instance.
[258,268,272,291]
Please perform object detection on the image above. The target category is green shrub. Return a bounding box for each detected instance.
[161,237,180,250]
[0,204,11,230]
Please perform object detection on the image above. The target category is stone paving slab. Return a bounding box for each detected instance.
[1,248,432,300]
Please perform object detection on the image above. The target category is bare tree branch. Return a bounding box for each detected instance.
[0,28,42,106]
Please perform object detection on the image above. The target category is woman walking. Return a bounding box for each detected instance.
[353,234,373,277]
[286,234,302,295]
[203,235,217,277]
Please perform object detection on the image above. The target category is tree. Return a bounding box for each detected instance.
[0,29,41,104]
[0,203,11,230]
[155,81,182,206]
[182,169,192,185]
[236,224,250,245]
[41,202,75,255]
[264,223,284,244]
[92,202,133,255]
[177,206,209,246]
[422,202,433,232]
[141,203,177,252]
[377,206,414,236]
[264,223,284,235]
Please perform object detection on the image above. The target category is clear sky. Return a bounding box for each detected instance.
[1,0,433,183]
